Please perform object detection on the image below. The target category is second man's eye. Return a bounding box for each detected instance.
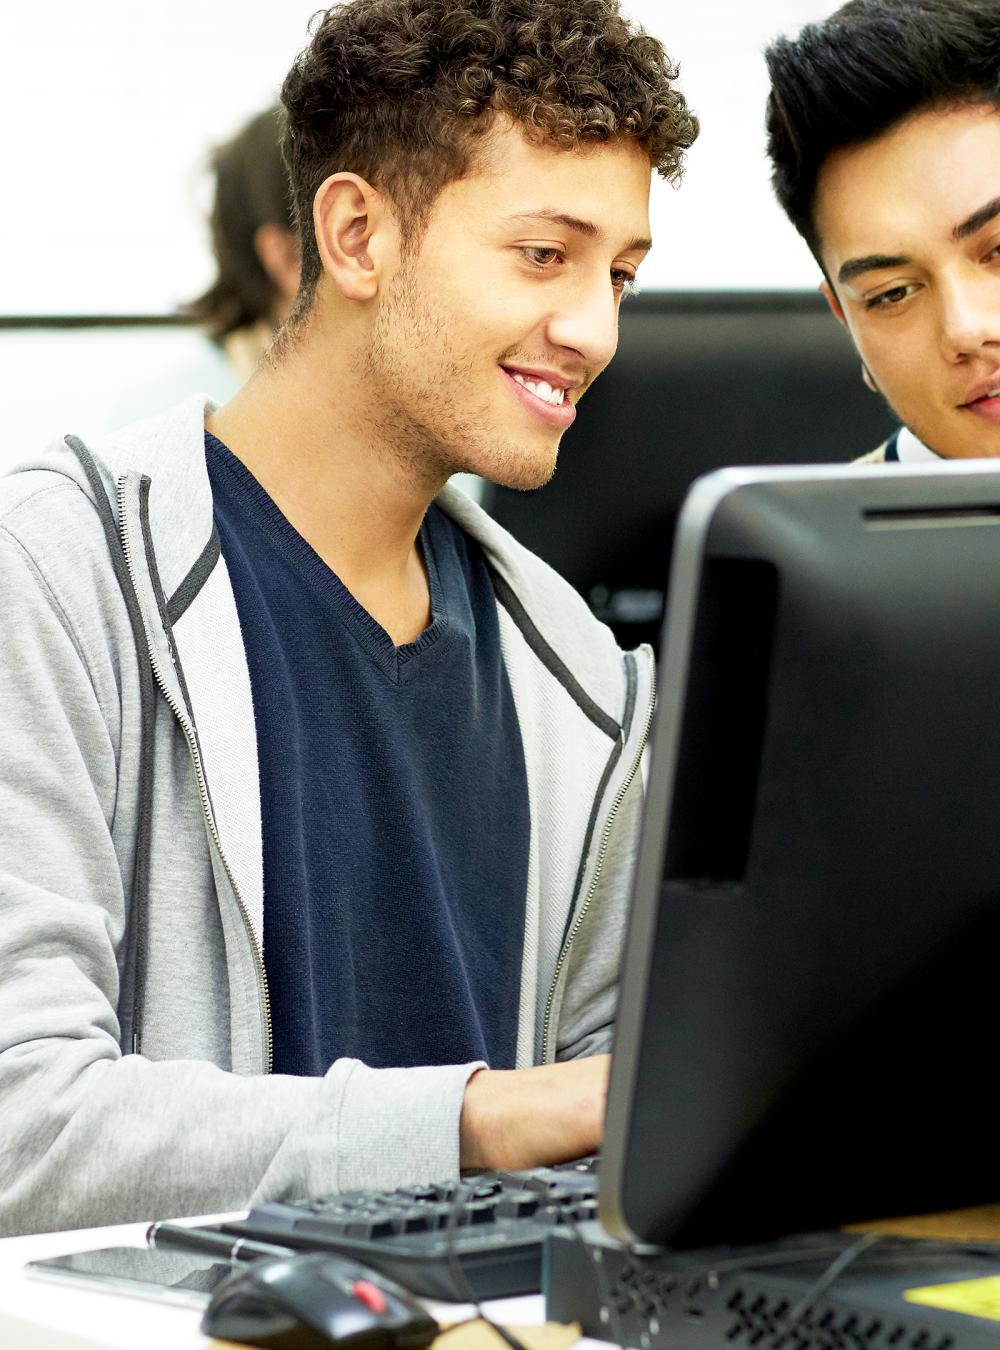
[523,247,563,267]
[865,283,916,310]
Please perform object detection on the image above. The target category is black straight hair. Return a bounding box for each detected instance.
[765,0,1000,256]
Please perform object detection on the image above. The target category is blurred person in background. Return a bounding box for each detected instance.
[765,0,1000,464]
[110,106,301,423]
[184,105,301,382]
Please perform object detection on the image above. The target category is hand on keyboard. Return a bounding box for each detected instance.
[459,1054,610,1171]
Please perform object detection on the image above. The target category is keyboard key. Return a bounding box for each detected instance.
[391,1211,433,1235]
[394,1185,438,1202]
[496,1191,540,1219]
[534,1205,570,1226]
[464,1200,499,1226]
[468,1181,503,1199]
[431,1180,463,1201]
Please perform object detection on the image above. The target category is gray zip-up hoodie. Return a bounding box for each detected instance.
[0,395,654,1237]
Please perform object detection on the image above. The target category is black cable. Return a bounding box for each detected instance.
[784,1232,884,1329]
[677,1238,858,1284]
[433,1317,487,1341]
[443,1180,531,1350]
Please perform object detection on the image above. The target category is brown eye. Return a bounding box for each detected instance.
[523,247,562,267]
[865,284,914,310]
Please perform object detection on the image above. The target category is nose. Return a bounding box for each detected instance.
[938,271,1000,362]
[545,275,620,373]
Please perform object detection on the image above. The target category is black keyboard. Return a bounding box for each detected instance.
[218,1159,599,1301]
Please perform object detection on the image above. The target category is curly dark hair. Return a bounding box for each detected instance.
[765,0,1000,259]
[281,0,698,304]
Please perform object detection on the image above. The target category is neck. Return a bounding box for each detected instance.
[206,311,447,645]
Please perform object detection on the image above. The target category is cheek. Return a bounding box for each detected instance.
[407,247,544,361]
[852,318,926,398]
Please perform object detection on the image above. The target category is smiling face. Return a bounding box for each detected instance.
[814,101,1000,459]
[358,118,653,490]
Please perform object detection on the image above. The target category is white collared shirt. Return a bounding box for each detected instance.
[895,427,942,462]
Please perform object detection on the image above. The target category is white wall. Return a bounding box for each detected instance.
[0,0,832,318]
[630,0,831,291]
[0,4,319,316]
[0,1,836,461]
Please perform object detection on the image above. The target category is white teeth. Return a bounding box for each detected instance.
[988,390,1000,399]
[511,372,566,406]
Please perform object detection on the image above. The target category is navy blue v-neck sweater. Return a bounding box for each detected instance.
[205,432,530,1076]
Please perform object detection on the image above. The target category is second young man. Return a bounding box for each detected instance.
[765,0,1000,464]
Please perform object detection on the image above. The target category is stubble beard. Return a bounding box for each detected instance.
[877,384,948,457]
[864,365,961,459]
[359,263,562,492]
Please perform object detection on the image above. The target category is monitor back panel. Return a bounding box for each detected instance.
[600,465,1000,1248]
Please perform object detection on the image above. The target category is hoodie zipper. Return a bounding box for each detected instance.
[115,475,273,1072]
[540,672,656,1065]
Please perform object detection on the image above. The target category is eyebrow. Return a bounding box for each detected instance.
[837,254,910,286]
[837,195,1000,286]
[953,194,1000,241]
[502,210,652,254]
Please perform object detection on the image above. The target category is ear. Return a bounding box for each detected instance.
[313,173,390,302]
[819,279,877,392]
[819,278,847,327]
[253,224,301,303]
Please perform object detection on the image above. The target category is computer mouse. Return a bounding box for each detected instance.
[200,1251,440,1350]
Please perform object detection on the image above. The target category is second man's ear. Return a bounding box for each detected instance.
[819,278,847,326]
[819,280,878,393]
[313,173,390,302]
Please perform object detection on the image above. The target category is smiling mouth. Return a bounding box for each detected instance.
[962,387,1000,407]
[507,371,568,407]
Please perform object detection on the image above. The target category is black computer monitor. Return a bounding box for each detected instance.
[482,292,897,646]
[600,461,1000,1249]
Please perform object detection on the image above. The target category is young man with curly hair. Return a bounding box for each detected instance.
[765,0,1000,464]
[0,0,696,1233]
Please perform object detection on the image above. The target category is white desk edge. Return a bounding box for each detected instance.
[0,1217,567,1350]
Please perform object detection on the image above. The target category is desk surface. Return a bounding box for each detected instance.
[0,1218,542,1350]
[10,1207,1000,1349]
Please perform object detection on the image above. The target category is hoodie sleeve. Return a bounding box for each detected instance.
[0,505,482,1236]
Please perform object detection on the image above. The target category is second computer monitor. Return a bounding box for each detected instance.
[600,461,1000,1248]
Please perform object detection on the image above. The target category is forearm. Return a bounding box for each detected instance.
[0,1043,484,1237]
